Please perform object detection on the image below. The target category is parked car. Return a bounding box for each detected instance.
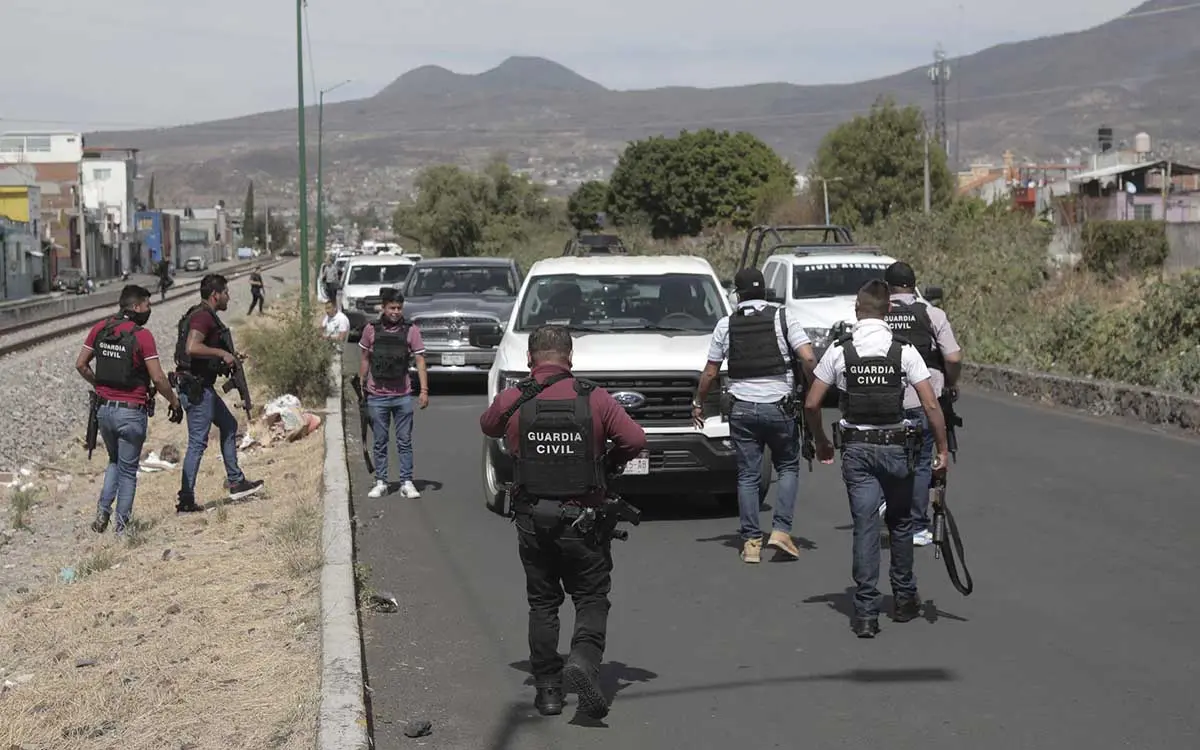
[53,267,87,294]
[184,255,209,272]
[400,257,523,378]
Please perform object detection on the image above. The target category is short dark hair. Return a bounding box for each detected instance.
[856,279,891,318]
[528,324,572,363]
[380,287,403,305]
[118,284,151,309]
[200,274,228,299]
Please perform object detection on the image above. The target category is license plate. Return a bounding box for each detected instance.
[442,353,465,366]
[621,451,649,475]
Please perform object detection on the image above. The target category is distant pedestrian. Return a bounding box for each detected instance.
[321,300,350,345]
[75,284,182,535]
[358,287,428,499]
[322,256,340,304]
[248,266,266,314]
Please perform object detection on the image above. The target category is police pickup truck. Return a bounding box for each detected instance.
[469,254,772,515]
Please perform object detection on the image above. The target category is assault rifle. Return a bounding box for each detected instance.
[939,390,963,462]
[795,379,817,472]
[85,392,100,459]
[930,473,974,596]
[349,375,374,473]
[216,327,252,421]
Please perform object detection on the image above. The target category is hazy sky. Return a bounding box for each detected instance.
[0,0,1150,131]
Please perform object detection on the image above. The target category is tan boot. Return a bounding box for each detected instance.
[767,530,801,560]
[741,537,762,563]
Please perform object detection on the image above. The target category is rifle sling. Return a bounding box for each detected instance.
[935,491,974,596]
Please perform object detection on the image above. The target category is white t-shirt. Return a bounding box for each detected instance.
[322,311,350,339]
[813,318,931,429]
[706,300,811,402]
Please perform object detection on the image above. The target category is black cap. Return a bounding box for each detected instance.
[884,261,917,288]
[380,286,403,304]
[734,267,765,293]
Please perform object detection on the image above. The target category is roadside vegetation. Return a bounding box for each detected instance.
[380,96,1200,396]
[0,292,326,750]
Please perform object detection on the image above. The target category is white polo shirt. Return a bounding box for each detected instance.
[813,318,931,430]
[707,300,811,403]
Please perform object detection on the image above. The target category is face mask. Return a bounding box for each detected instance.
[129,310,151,325]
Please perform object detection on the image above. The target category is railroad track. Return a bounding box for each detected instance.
[0,258,292,359]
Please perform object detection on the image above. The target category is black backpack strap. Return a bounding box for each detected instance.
[498,371,573,426]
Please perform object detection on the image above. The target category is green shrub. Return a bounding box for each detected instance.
[241,302,334,406]
[1080,220,1169,279]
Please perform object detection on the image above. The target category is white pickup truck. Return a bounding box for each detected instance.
[469,254,772,514]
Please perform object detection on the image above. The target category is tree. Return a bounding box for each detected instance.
[809,97,954,228]
[251,212,289,250]
[392,159,554,257]
[242,181,257,247]
[607,129,795,238]
[566,181,610,231]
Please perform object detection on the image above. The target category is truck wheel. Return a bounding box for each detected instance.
[481,439,507,516]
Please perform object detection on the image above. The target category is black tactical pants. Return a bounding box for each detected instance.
[515,507,613,685]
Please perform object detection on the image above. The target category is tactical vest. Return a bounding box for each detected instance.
[728,305,787,380]
[174,303,230,381]
[884,299,941,371]
[839,340,906,425]
[370,320,411,381]
[93,316,147,390]
[510,374,605,500]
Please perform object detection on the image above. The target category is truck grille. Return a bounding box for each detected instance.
[356,296,381,313]
[575,372,701,427]
[413,314,499,344]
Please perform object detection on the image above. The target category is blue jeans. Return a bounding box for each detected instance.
[841,443,918,618]
[179,385,245,502]
[97,403,148,530]
[368,394,414,483]
[905,408,935,533]
[729,399,800,540]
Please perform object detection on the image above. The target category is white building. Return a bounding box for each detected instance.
[0,131,84,164]
[81,147,138,235]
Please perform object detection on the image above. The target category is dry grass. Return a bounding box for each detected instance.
[0,300,327,750]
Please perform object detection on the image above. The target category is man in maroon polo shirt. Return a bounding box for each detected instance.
[480,324,647,720]
[75,284,182,536]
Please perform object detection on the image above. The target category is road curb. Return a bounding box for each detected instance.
[963,362,1200,433]
[318,352,371,749]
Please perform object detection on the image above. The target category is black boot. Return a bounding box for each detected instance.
[91,509,110,533]
[892,595,923,623]
[563,652,608,719]
[533,682,563,716]
[851,617,880,638]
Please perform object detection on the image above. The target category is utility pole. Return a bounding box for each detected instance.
[76,159,90,276]
[266,205,271,255]
[296,0,310,313]
[927,44,950,157]
[814,176,843,223]
[317,79,351,273]
[923,129,932,214]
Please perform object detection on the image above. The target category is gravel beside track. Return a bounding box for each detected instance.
[0,259,301,472]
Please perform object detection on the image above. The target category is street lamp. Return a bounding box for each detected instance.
[317,79,351,269]
[295,0,309,312]
[813,176,843,224]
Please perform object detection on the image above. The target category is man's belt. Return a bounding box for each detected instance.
[840,427,911,445]
[98,399,147,412]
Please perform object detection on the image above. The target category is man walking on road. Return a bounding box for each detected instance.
[321,255,340,304]
[693,267,816,564]
[479,324,647,719]
[75,285,182,535]
[882,262,962,546]
[248,266,266,315]
[173,274,265,511]
[358,287,428,499]
[803,280,949,638]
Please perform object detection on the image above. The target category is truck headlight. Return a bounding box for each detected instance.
[804,327,832,350]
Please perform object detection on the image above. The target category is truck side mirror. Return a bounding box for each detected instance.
[764,289,783,303]
[468,322,504,348]
[924,285,944,307]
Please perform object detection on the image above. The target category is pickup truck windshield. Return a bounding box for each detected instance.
[515,273,725,332]
[347,263,411,285]
[406,266,515,296]
[791,263,891,299]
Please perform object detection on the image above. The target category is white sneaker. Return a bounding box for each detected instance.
[400,481,421,499]
[367,480,388,498]
[913,529,933,546]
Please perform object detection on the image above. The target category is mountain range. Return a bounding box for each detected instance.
[89,0,1200,208]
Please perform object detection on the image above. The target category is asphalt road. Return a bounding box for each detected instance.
[343,349,1200,750]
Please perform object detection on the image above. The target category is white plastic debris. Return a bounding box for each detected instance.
[264,394,302,416]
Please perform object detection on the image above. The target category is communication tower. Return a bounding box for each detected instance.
[927,44,951,155]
